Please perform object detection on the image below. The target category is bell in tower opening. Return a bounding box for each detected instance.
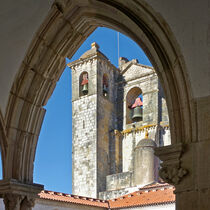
[81,73,88,95]
[131,95,143,122]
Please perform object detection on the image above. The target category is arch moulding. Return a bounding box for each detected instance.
[2,0,196,197]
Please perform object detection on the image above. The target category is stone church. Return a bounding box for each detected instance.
[0,42,176,210]
[0,0,210,210]
[68,42,172,200]
[0,42,176,209]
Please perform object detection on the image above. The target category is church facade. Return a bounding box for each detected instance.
[68,42,172,200]
[0,42,175,210]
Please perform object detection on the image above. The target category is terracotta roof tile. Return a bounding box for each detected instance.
[108,184,175,209]
[39,184,175,209]
[39,191,109,208]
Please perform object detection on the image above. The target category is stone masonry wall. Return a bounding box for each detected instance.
[72,95,97,198]
[100,126,171,200]
[70,54,171,200]
[71,58,98,198]
[96,58,119,194]
[122,64,159,130]
[106,171,133,191]
[122,127,157,173]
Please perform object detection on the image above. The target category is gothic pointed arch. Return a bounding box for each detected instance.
[4,0,195,187]
[0,110,7,178]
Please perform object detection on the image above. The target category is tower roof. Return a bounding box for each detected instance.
[80,42,108,59]
[68,42,109,67]
[135,131,157,148]
[136,138,157,148]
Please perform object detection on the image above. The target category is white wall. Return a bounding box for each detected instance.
[0,198,107,210]
[34,199,107,210]
[122,203,175,210]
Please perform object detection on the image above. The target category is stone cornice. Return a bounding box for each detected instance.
[67,53,119,72]
[0,179,44,198]
[124,72,157,84]
[121,124,156,135]
[121,124,169,135]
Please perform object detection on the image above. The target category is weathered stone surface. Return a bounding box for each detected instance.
[70,46,171,199]
[69,47,120,198]
[106,172,132,191]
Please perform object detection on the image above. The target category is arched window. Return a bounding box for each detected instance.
[102,74,109,97]
[79,72,88,96]
[126,87,143,124]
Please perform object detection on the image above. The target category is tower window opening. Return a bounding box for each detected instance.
[126,87,143,124]
[80,72,88,96]
[130,94,143,122]
[103,74,109,97]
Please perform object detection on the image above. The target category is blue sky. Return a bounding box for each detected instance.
[0,27,151,194]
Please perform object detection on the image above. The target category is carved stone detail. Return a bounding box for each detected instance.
[3,194,22,210]
[21,197,35,210]
[159,165,188,185]
[155,143,188,185]
[3,194,35,210]
[0,179,43,210]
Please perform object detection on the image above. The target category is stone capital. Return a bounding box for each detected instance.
[0,179,43,210]
[3,193,22,210]
[21,196,35,210]
[3,194,36,210]
[155,143,188,185]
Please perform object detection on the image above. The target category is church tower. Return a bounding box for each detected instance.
[68,43,120,198]
[69,42,171,200]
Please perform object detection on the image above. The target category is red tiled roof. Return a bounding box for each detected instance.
[108,184,175,209]
[39,191,109,208]
[39,184,175,209]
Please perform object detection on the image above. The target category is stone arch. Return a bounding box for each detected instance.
[79,71,89,96]
[0,110,7,178]
[126,87,143,124]
[4,0,195,184]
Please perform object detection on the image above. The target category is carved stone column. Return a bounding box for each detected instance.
[0,179,43,210]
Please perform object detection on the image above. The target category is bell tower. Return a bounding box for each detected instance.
[68,42,120,198]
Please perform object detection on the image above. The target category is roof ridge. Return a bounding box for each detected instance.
[39,186,175,209]
[41,190,106,202]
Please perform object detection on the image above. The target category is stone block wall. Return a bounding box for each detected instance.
[121,126,171,173]
[72,94,97,198]
[96,58,119,195]
[70,52,171,200]
[122,127,156,173]
[71,58,98,198]
[71,59,98,101]
[71,54,121,198]
[99,186,138,200]
[106,171,132,191]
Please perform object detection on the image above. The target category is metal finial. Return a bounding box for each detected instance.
[145,130,149,139]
